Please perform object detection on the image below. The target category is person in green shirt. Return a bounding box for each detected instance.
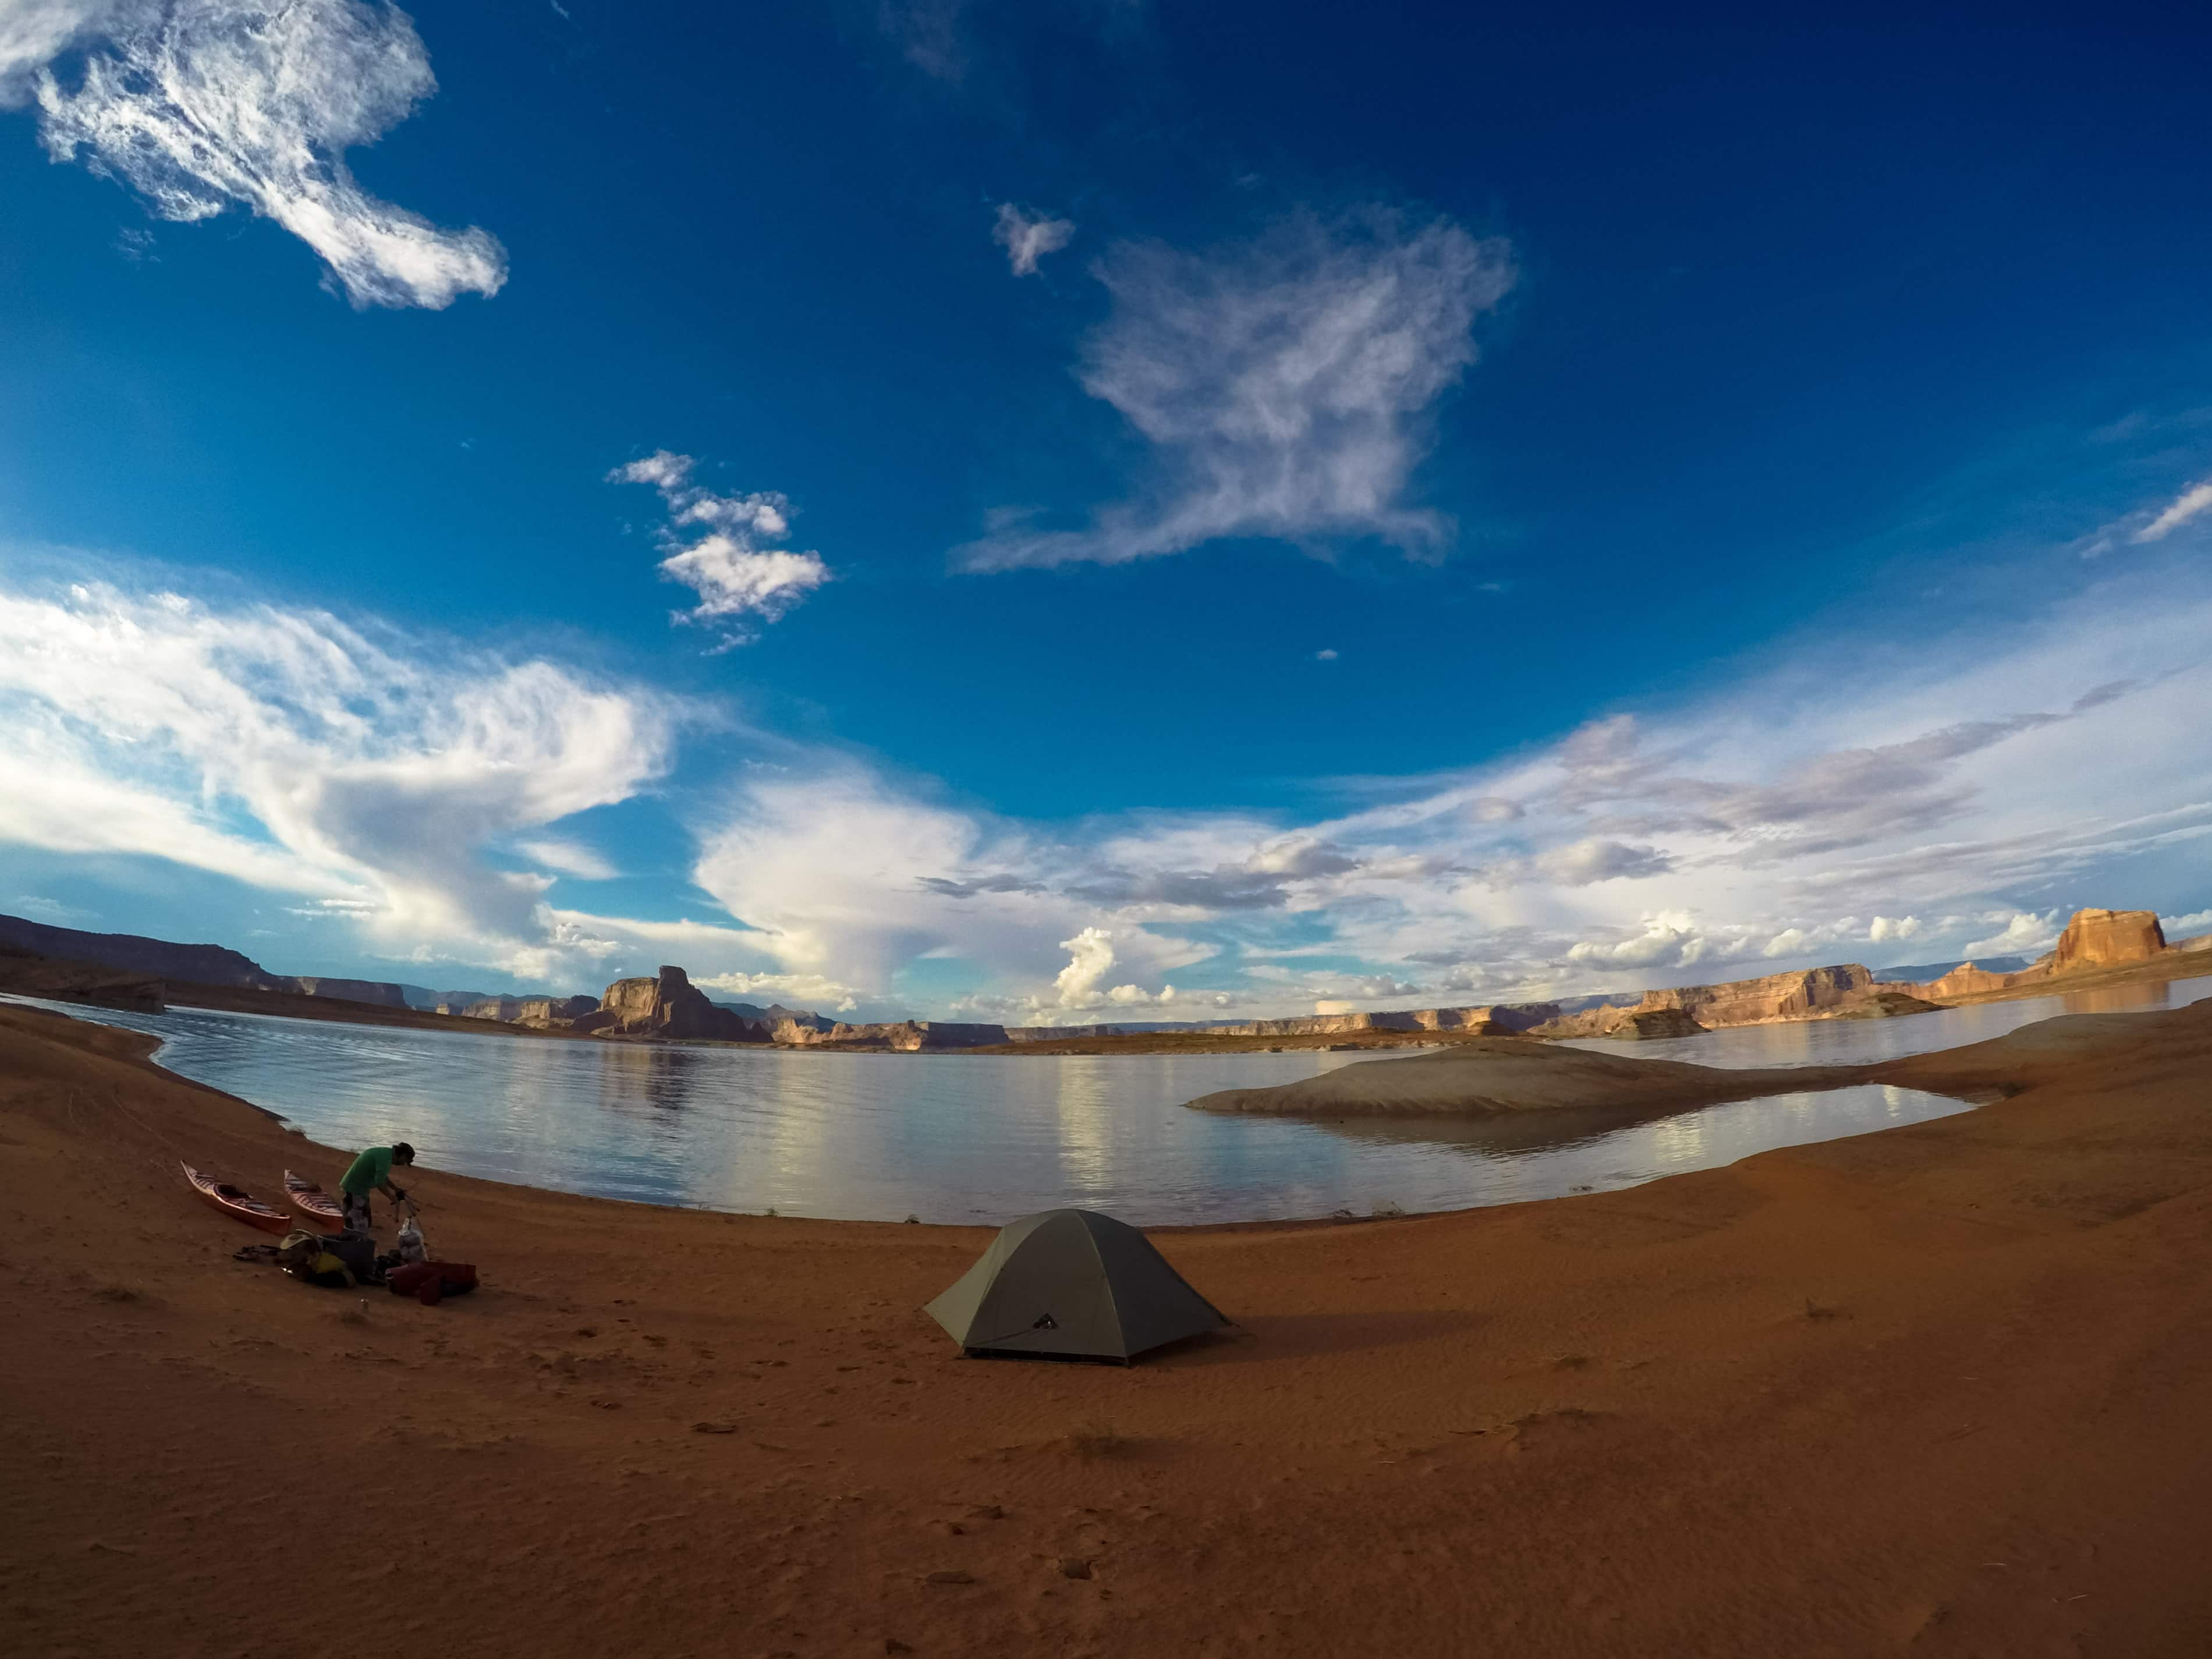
[338,1142,414,1236]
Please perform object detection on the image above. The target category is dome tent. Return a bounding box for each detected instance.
[925,1208,1230,1363]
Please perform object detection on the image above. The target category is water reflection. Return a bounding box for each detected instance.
[1560,974,2212,1069]
[13,983,2202,1225]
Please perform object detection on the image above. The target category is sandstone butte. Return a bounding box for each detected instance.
[1912,908,2176,1003]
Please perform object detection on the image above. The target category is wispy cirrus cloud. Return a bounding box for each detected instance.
[955,210,1516,571]
[992,201,1073,275]
[10,0,505,308]
[610,451,830,648]
[2132,478,2212,543]
[0,574,669,969]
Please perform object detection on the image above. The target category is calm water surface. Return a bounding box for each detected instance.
[16,973,2206,1225]
[1558,972,2212,1067]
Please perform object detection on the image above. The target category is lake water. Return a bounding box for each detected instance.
[1557,970,2212,1067]
[13,972,2207,1226]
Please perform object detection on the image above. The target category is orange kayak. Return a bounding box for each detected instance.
[181,1162,292,1233]
[283,1169,346,1231]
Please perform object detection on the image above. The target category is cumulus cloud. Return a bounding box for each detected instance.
[1869,914,1920,942]
[1050,926,1116,1005]
[611,451,830,646]
[0,575,671,966]
[16,0,506,309]
[1566,913,1708,971]
[2131,480,2212,544]
[1963,910,2064,958]
[2163,908,2212,938]
[955,210,1515,570]
[992,201,1073,276]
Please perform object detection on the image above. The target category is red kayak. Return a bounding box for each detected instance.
[283,1169,346,1231]
[181,1162,292,1234]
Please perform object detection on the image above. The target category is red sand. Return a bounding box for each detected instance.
[3,999,2210,1657]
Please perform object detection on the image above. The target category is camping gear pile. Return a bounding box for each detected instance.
[189,1168,1232,1355]
[185,1162,479,1304]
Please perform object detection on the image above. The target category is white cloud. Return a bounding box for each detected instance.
[1051,924,1116,1006]
[992,202,1074,276]
[611,451,829,646]
[2131,480,2212,544]
[0,575,671,967]
[694,969,861,1014]
[18,0,506,309]
[955,210,1515,570]
[514,837,618,881]
[1962,910,2063,958]
[669,561,2212,1016]
[1533,838,1672,887]
[2163,909,2212,938]
[1315,647,1338,661]
[1567,913,1709,971]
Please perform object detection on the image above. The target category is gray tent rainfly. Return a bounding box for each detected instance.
[924,1208,1231,1363]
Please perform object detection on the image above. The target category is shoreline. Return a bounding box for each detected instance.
[12,935,2211,1059]
[4,999,2211,1653]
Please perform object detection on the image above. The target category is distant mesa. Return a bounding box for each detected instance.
[0,903,2203,1049]
[289,976,409,1008]
[771,1017,1009,1051]
[1529,965,1893,1039]
[0,941,165,1012]
[1004,1003,1564,1043]
[1902,909,2171,1004]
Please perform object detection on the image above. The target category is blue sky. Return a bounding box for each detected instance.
[2,3,2210,1018]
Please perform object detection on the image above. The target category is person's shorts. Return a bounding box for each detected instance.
[341,1191,374,1233]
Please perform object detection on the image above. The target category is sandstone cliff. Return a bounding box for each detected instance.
[1638,964,1878,1027]
[593,966,770,1043]
[2048,908,2166,972]
[771,1019,1007,1051]
[285,976,409,1007]
[1903,908,2181,1002]
[1916,962,2022,999]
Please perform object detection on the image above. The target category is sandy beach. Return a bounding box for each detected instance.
[4,999,2211,1657]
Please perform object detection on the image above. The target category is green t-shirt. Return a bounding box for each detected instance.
[339,1146,395,1197]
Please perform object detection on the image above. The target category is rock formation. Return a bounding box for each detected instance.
[1642,965,1878,1027]
[0,945,165,1012]
[2048,908,2166,972]
[0,913,279,990]
[591,966,770,1043]
[1916,962,2020,1000]
[1529,1004,1708,1040]
[999,1002,1566,1043]
[1904,908,2179,1002]
[511,995,599,1025]
[287,976,409,1007]
[771,1018,1006,1051]
[1833,990,1946,1019]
